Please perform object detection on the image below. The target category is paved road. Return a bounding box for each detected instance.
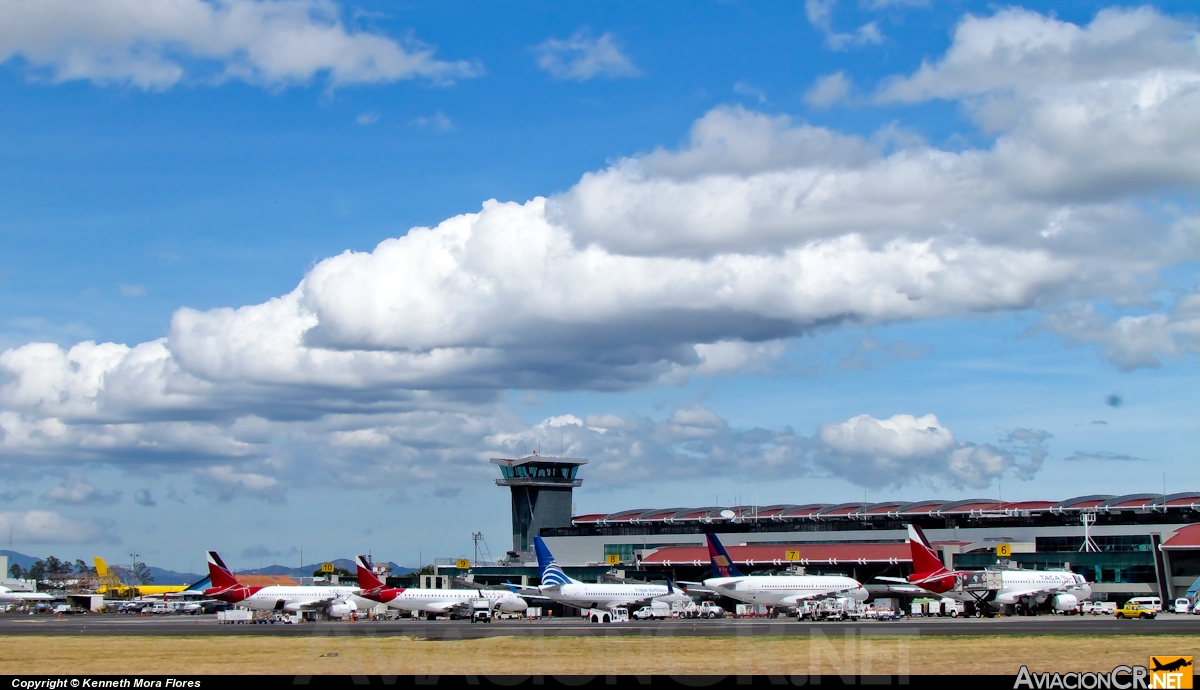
[2,613,1198,638]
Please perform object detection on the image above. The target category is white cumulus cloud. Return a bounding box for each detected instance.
[814,414,1046,489]
[1037,288,1200,370]
[0,510,111,544]
[534,30,639,81]
[41,475,121,505]
[805,0,884,50]
[804,71,852,108]
[0,0,477,90]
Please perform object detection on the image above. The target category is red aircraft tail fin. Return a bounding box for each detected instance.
[355,555,385,590]
[206,551,239,590]
[907,524,950,577]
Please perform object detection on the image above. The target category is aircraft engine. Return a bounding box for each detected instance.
[497,594,527,612]
[328,600,357,619]
[1051,594,1078,613]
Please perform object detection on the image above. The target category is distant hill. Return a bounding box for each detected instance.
[1,551,413,583]
[0,550,40,570]
[239,559,414,578]
[146,566,205,585]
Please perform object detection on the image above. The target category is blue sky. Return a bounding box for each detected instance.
[0,0,1197,572]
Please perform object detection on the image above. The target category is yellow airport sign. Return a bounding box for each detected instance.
[456,559,470,569]
[785,550,800,561]
[605,554,621,565]
[321,562,334,573]
[996,544,1012,557]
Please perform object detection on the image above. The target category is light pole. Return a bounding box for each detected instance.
[129,553,139,586]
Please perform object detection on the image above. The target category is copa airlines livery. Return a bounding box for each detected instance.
[522,537,689,609]
[688,533,868,607]
[895,524,1092,614]
[203,551,365,617]
[354,556,527,616]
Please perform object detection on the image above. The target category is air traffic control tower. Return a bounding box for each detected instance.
[491,453,586,555]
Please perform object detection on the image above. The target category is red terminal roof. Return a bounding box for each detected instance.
[818,503,867,516]
[637,509,684,522]
[937,500,1004,514]
[1000,500,1058,511]
[780,505,826,518]
[857,502,907,515]
[641,542,909,566]
[671,508,716,521]
[1161,524,1200,550]
[1158,493,1200,508]
[571,513,608,524]
[753,506,792,518]
[604,509,651,523]
[894,501,947,516]
[1053,495,1115,510]
[1102,494,1160,510]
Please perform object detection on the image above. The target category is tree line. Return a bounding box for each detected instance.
[8,556,96,581]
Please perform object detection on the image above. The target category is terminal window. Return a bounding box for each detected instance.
[1035,535,1152,553]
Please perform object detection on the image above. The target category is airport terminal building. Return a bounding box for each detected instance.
[439,454,1200,603]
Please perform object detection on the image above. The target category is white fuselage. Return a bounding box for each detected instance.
[380,588,527,614]
[703,575,868,607]
[539,582,685,610]
[0,586,54,602]
[237,586,363,612]
[940,571,1091,607]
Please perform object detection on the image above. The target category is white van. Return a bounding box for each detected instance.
[1171,598,1190,614]
[1127,597,1162,612]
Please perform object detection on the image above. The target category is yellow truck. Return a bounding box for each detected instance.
[1115,602,1157,620]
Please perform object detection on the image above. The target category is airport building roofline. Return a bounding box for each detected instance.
[1161,523,1200,550]
[569,492,1200,529]
[640,542,909,566]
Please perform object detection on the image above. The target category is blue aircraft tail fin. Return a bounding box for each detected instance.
[705,533,744,578]
[533,536,573,586]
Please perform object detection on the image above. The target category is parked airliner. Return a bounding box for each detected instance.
[0,585,53,603]
[686,533,868,607]
[203,551,365,618]
[885,524,1092,615]
[517,537,689,610]
[354,556,526,617]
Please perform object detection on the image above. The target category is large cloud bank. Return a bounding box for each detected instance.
[0,6,1197,497]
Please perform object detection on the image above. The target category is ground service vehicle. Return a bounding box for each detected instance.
[217,610,254,624]
[698,602,725,619]
[1171,598,1190,614]
[471,599,492,623]
[1116,602,1156,619]
[632,603,670,620]
[1127,597,1162,612]
[585,606,628,623]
